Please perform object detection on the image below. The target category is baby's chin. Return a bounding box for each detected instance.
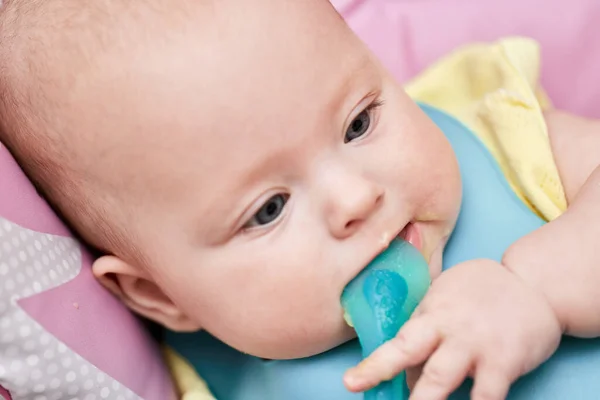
[236,320,357,360]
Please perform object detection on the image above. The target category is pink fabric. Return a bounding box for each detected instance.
[332,0,600,118]
[0,144,176,400]
[0,386,11,400]
[0,148,71,237]
[18,250,173,400]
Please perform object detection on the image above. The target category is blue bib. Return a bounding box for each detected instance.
[167,104,600,400]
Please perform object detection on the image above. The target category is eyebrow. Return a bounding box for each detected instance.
[331,52,378,113]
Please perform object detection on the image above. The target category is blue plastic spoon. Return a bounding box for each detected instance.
[341,238,430,400]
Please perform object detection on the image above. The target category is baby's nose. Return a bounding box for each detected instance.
[325,175,384,239]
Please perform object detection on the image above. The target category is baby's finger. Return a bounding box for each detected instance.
[471,365,511,400]
[344,316,440,392]
[409,342,472,400]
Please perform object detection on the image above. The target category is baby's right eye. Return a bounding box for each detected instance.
[244,193,289,229]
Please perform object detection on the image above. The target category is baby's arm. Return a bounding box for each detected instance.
[504,111,600,336]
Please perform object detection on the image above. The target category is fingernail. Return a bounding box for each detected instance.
[344,371,365,389]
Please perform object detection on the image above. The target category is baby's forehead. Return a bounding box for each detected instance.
[3,0,368,135]
[76,1,371,160]
[118,2,375,176]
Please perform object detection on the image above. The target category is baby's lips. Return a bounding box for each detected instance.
[400,222,422,251]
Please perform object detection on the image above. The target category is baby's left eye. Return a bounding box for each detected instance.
[344,109,371,143]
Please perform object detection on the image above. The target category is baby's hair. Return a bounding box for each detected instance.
[0,0,156,258]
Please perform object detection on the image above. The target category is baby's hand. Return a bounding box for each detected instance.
[344,259,562,400]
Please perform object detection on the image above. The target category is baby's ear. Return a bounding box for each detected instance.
[92,255,201,332]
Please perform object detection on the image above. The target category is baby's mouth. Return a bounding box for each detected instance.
[374,222,423,264]
[398,222,422,251]
[342,222,425,327]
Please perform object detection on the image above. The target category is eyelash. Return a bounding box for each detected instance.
[242,193,289,232]
[358,99,384,125]
[344,98,384,143]
[366,99,384,113]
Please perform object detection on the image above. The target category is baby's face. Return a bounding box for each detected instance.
[76,0,461,358]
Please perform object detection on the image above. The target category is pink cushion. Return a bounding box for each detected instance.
[0,142,176,400]
[333,0,600,118]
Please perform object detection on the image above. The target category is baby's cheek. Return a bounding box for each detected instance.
[208,281,347,358]
[187,235,351,357]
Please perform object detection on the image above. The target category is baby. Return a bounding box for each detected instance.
[1,0,600,399]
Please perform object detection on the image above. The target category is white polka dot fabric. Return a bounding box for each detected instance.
[0,218,141,400]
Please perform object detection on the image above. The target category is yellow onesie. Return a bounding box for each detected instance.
[165,36,567,399]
